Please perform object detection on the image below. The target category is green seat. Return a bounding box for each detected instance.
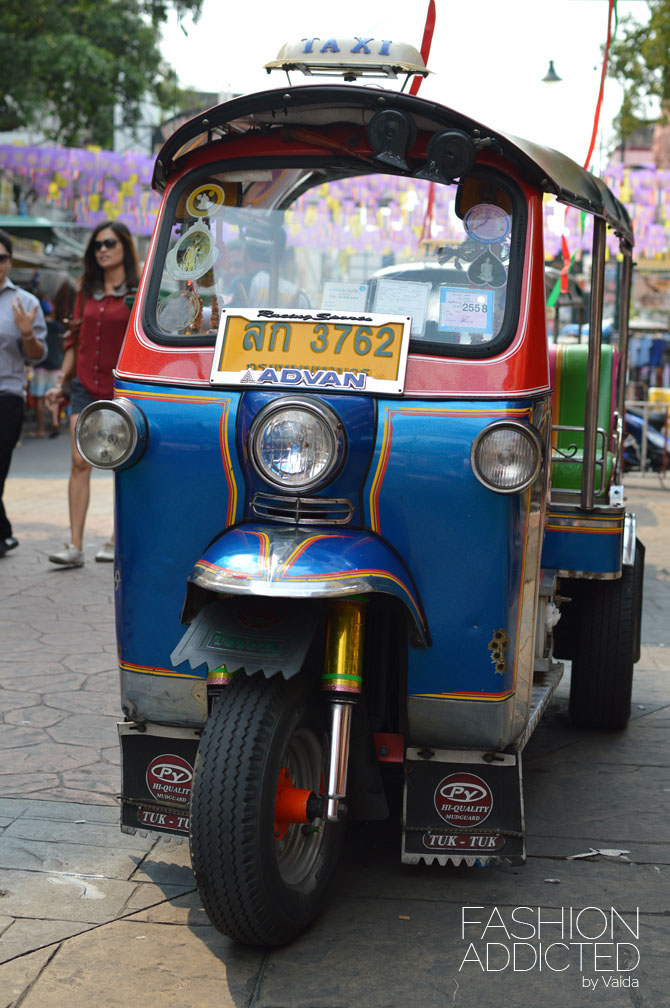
[550,344,616,495]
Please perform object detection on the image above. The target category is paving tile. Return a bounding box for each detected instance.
[0,919,97,966]
[15,919,263,1008]
[0,773,62,797]
[0,836,153,878]
[58,655,118,675]
[0,726,54,749]
[253,898,663,1008]
[125,889,204,924]
[119,882,199,916]
[7,799,118,823]
[0,690,45,712]
[0,670,88,692]
[129,843,195,888]
[0,741,100,774]
[0,946,60,1007]
[46,713,119,747]
[3,817,154,849]
[36,785,119,806]
[331,819,670,911]
[4,706,69,728]
[524,762,669,843]
[81,671,121,693]
[56,762,121,798]
[0,867,190,929]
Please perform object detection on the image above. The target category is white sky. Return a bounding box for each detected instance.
[160,0,650,172]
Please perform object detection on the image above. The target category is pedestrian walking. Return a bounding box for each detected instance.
[27,297,65,438]
[0,229,48,558]
[46,220,139,567]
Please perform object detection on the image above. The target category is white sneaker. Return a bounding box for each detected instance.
[49,543,84,567]
[95,541,115,563]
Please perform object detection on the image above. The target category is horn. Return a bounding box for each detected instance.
[367,109,417,171]
[415,130,476,183]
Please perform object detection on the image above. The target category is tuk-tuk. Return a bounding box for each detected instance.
[75,38,643,947]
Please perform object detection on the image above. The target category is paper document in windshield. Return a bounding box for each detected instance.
[321,282,369,312]
[373,280,431,337]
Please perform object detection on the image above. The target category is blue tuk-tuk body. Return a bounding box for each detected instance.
[75,39,641,946]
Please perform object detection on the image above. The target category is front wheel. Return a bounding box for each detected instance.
[189,673,342,947]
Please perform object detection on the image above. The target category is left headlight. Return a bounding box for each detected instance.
[249,397,345,492]
[471,421,542,494]
[75,398,147,470]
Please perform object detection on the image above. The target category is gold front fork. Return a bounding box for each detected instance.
[321,598,366,821]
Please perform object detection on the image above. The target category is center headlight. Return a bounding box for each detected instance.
[249,398,344,491]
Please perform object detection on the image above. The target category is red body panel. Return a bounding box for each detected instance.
[116,139,550,399]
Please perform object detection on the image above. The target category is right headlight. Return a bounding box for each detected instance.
[471,421,542,494]
[75,398,147,470]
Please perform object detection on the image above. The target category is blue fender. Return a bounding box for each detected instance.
[188,524,429,647]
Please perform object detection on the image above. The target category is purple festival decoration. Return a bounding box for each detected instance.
[2,142,670,258]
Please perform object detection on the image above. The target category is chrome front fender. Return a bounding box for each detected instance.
[187,524,428,647]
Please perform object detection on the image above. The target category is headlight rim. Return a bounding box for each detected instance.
[248,396,345,494]
[470,420,543,495]
[75,397,147,471]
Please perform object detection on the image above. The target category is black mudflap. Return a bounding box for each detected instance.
[118,722,201,838]
[402,748,525,866]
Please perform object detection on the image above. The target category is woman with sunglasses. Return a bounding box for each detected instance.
[48,221,139,567]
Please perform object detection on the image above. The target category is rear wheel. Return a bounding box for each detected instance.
[568,540,645,729]
[189,673,341,947]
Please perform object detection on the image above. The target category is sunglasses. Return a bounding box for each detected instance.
[93,238,119,251]
[0,253,10,263]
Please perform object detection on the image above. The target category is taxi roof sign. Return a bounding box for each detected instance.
[264,38,432,82]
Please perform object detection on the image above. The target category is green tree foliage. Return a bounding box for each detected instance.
[609,0,670,138]
[0,0,202,147]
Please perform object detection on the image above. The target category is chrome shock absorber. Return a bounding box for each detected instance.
[321,598,366,822]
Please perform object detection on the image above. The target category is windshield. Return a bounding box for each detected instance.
[149,167,521,356]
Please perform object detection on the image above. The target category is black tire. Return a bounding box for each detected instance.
[189,673,342,947]
[568,540,645,730]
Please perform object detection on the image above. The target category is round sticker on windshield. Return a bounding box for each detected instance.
[185,182,226,219]
[165,222,219,282]
[156,290,201,333]
[464,203,511,244]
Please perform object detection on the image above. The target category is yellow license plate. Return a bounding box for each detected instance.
[210,310,412,394]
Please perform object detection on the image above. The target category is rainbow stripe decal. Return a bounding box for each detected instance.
[412,687,515,702]
[119,659,202,679]
[545,510,624,536]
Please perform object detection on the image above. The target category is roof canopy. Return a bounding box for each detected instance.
[154,84,633,246]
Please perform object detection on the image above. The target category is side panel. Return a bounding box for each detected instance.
[541,504,624,577]
[114,381,246,724]
[364,398,549,750]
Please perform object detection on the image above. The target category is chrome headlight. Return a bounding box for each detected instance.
[75,398,147,470]
[471,421,542,493]
[249,398,344,492]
